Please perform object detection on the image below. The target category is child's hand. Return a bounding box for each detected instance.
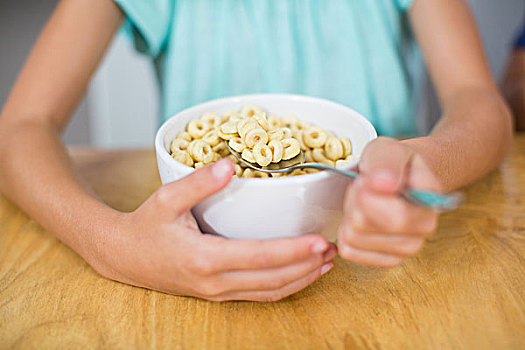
[91,158,335,302]
[338,137,441,267]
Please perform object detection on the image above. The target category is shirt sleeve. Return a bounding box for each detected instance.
[394,0,415,11]
[113,0,172,57]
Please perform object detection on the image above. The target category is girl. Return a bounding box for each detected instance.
[0,0,512,301]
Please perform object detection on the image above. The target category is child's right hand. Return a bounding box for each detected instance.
[89,158,335,302]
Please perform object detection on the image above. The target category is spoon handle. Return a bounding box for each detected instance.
[297,163,463,211]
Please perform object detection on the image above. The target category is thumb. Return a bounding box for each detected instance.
[159,157,234,214]
[358,137,413,194]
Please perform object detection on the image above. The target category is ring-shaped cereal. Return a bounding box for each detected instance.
[176,131,192,141]
[171,150,194,167]
[222,110,237,119]
[268,140,283,163]
[234,164,243,176]
[293,130,309,151]
[252,143,272,167]
[305,150,314,163]
[339,136,352,157]
[241,149,256,163]
[228,137,247,153]
[282,114,299,129]
[228,113,245,123]
[312,148,335,166]
[267,115,281,129]
[290,169,308,176]
[237,118,258,139]
[281,127,293,139]
[194,162,204,169]
[170,139,189,154]
[245,128,269,148]
[253,112,269,131]
[324,137,344,161]
[242,168,269,178]
[295,120,311,131]
[188,140,214,163]
[241,104,262,117]
[217,128,237,141]
[187,119,210,139]
[200,112,222,128]
[213,142,229,157]
[220,121,238,134]
[212,152,222,162]
[303,126,327,148]
[202,129,221,146]
[281,138,301,160]
[268,128,284,142]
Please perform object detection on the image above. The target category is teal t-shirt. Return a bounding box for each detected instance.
[114,0,421,136]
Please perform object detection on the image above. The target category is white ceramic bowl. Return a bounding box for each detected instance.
[155,94,377,240]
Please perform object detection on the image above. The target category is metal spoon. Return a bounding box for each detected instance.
[226,142,464,211]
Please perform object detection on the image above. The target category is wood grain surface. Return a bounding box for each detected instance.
[1,137,524,350]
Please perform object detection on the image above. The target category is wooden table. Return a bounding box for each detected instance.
[1,136,524,350]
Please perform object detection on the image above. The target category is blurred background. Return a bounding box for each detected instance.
[1,0,524,148]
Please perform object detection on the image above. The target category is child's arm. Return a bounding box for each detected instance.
[337,0,513,267]
[0,0,334,301]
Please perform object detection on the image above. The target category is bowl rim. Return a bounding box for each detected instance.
[155,93,377,186]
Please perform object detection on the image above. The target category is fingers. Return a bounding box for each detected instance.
[209,260,334,302]
[211,245,337,295]
[338,224,424,257]
[338,244,402,268]
[358,137,414,194]
[348,178,438,235]
[154,158,234,216]
[338,139,442,267]
[196,233,331,272]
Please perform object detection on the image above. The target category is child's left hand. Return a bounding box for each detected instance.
[338,137,442,267]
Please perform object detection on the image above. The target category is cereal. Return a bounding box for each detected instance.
[268,140,283,163]
[268,128,284,142]
[281,138,301,160]
[253,112,269,131]
[339,136,352,157]
[170,139,189,154]
[303,126,327,148]
[243,168,270,178]
[188,140,214,163]
[172,150,194,167]
[312,148,335,167]
[176,131,192,141]
[281,127,293,139]
[267,115,281,129]
[244,128,268,148]
[241,148,256,163]
[220,121,238,134]
[187,120,210,139]
[169,104,354,178]
[241,104,262,117]
[237,118,258,139]
[324,137,344,161]
[202,130,221,147]
[282,114,299,129]
[252,143,272,167]
[201,112,222,128]
[228,137,247,153]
